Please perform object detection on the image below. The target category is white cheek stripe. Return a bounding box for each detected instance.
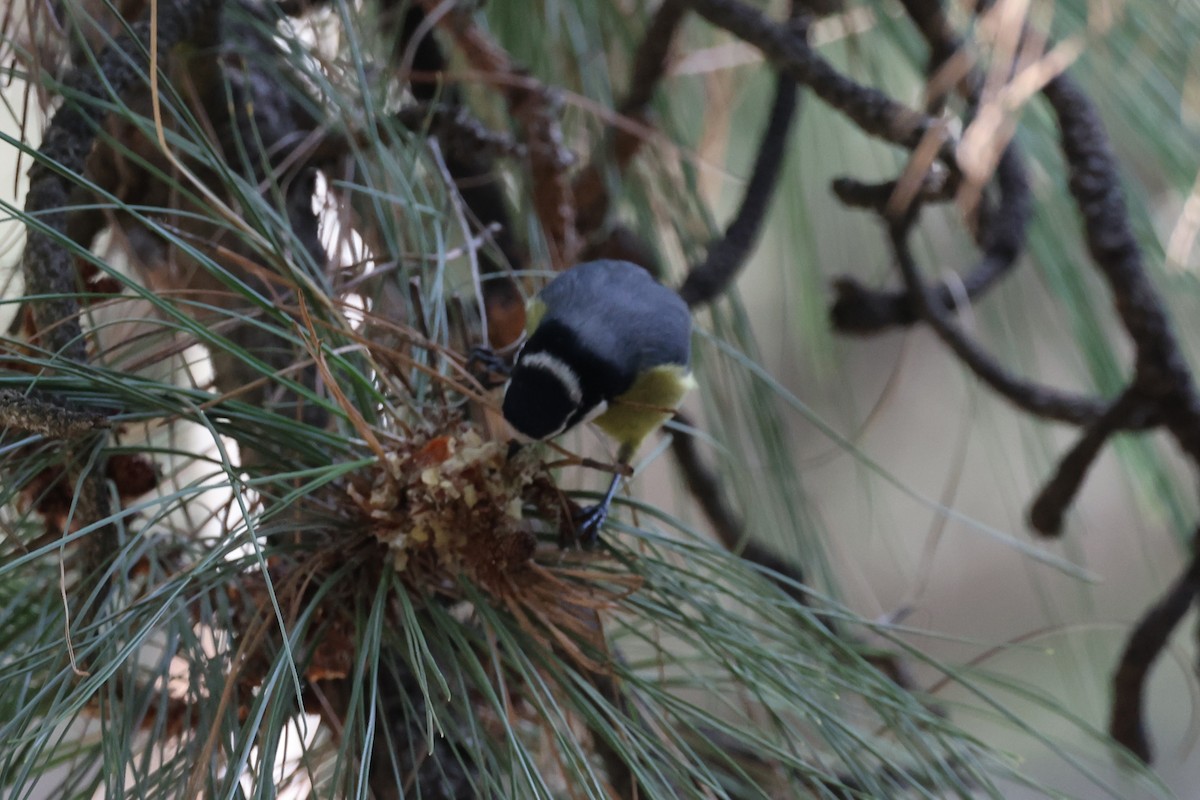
[520,351,583,406]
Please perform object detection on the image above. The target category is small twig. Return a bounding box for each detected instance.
[619,0,688,115]
[679,63,803,307]
[831,120,1031,334]
[1027,388,1144,536]
[887,222,1107,425]
[1041,73,1168,352]
[829,0,1034,334]
[898,0,968,75]
[681,0,946,155]
[830,168,953,212]
[1042,73,1200,447]
[1036,67,1200,763]
[0,390,110,438]
[1109,533,1200,763]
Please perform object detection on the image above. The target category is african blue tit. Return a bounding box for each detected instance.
[501,259,694,543]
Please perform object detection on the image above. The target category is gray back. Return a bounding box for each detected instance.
[537,260,691,374]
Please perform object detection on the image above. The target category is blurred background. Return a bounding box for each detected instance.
[667,4,1200,795]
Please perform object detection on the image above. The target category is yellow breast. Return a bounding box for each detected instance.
[593,364,695,461]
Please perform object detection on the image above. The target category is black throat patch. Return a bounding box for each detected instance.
[503,357,580,439]
[502,319,631,439]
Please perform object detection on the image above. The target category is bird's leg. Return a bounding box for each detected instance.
[467,346,511,389]
[572,470,623,549]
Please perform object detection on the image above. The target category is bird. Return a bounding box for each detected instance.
[499,259,693,545]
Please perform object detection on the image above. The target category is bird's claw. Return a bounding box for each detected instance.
[569,502,608,549]
[467,346,511,388]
